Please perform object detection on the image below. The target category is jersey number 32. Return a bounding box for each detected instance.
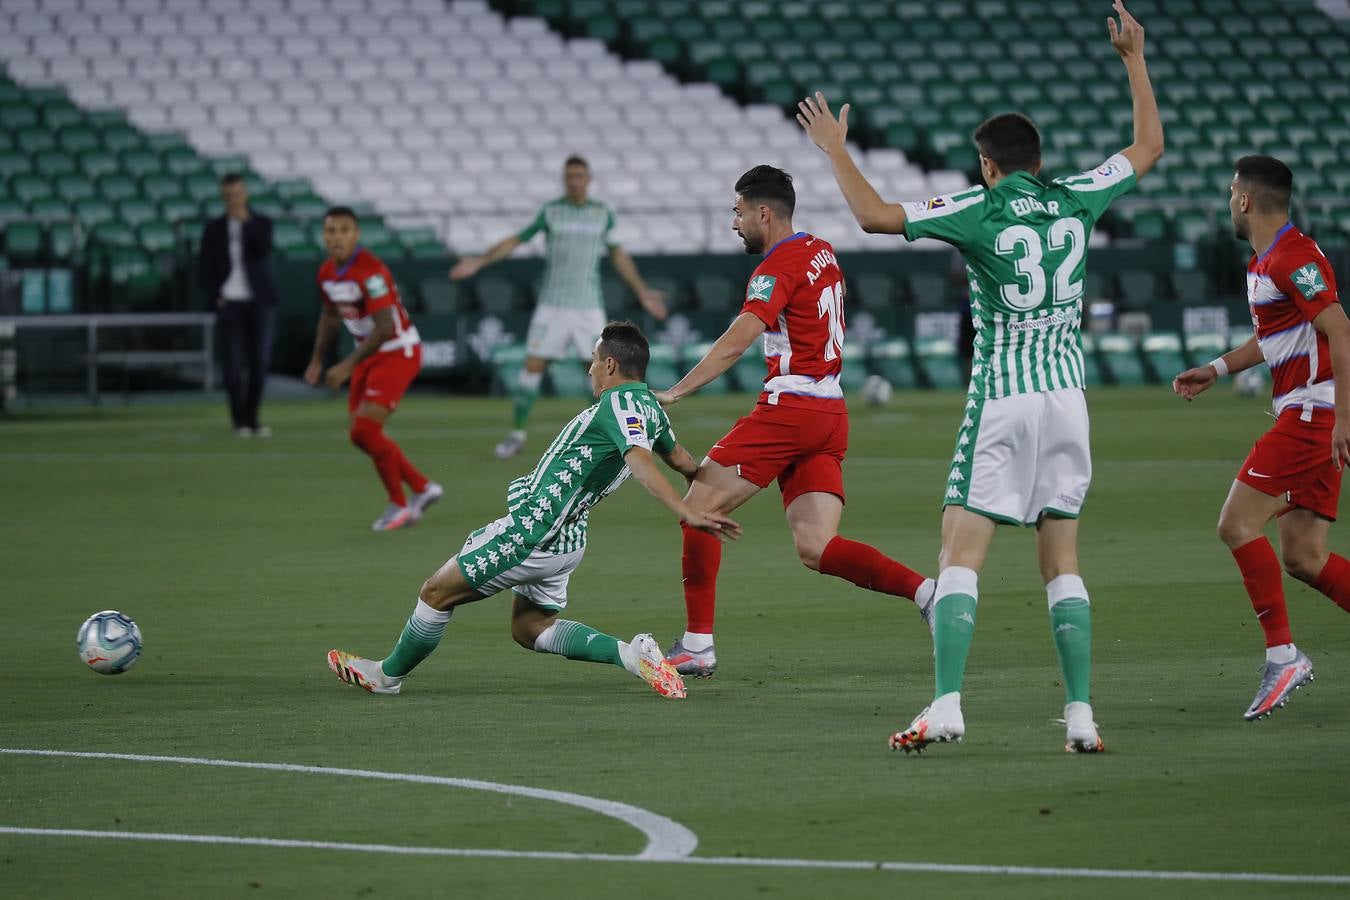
[995,218,1086,311]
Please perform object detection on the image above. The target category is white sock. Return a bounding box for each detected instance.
[681,631,713,652]
[517,369,543,392]
[916,578,936,609]
[1266,643,1297,664]
[616,641,640,676]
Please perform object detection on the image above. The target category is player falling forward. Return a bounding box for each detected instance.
[328,322,739,698]
[798,0,1163,752]
[450,156,668,460]
[1173,156,1350,721]
[654,165,935,678]
[305,207,442,532]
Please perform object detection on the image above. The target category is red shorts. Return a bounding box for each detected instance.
[706,403,848,508]
[1238,407,1342,520]
[349,346,421,413]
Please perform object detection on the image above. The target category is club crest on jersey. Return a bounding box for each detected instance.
[1096,161,1121,177]
[747,275,777,302]
[364,274,390,299]
[1293,263,1328,300]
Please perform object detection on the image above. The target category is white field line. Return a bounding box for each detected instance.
[0,748,696,860]
[4,827,1349,886]
[5,748,1349,886]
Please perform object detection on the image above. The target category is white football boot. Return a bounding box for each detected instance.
[1064,701,1104,753]
[327,650,402,695]
[890,691,965,753]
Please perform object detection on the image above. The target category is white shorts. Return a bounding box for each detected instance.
[943,388,1091,525]
[455,514,584,610]
[525,306,607,361]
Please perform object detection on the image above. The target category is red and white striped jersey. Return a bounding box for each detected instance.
[317,248,419,355]
[1248,223,1341,418]
[738,232,847,412]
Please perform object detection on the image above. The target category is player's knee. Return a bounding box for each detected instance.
[1215,515,1253,549]
[510,617,544,649]
[419,577,451,610]
[1281,545,1323,583]
[349,418,377,450]
[794,535,826,571]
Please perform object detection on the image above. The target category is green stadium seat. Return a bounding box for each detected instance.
[183,173,219,204]
[162,148,208,177]
[137,222,177,254]
[692,274,736,310]
[73,199,117,228]
[420,278,460,315]
[158,197,199,224]
[0,150,32,178]
[1130,209,1169,241]
[1098,334,1146,385]
[76,151,121,179]
[914,337,965,389]
[99,126,144,154]
[2,222,43,266]
[853,272,897,312]
[56,176,98,203]
[115,201,157,228]
[905,272,949,310]
[34,153,78,178]
[286,198,329,219]
[17,128,57,154]
[1141,333,1186,382]
[0,198,26,220]
[46,221,80,264]
[1171,269,1212,302]
[119,150,162,179]
[0,105,39,130]
[57,127,100,154]
[96,175,139,202]
[40,102,83,130]
[477,277,522,315]
[870,338,918,389]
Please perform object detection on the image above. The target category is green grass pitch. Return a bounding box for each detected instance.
[3,387,1348,899]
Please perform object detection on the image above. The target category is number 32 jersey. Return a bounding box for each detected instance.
[903,155,1137,399]
[740,232,847,412]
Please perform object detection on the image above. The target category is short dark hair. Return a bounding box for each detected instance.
[564,155,589,169]
[219,172,244,187]
[972,113,1042,175]
[735,165,795,216]
[323,205,359,225]
[598,320,649,380]
[1234,154,1293,213]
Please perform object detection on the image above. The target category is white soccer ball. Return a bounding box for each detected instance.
[1234,367,1266,398]
[77,610,142,675]
[862,374,893,407]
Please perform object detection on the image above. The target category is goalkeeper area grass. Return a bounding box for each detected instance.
[3,388,1348,900]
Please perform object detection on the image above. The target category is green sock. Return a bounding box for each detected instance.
[533,619,623,667]
[380,600,451,678]
[933,592,978,698]
[511,371,543,430]
[1049,597,1092,704]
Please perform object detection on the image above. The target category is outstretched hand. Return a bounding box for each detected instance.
[1107,0,1145,60]
[796,92,850,155]
[1172,364,1216,401]
[682,509,742,543]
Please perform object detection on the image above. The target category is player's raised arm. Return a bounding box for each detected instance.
[1108,0,1164,180]
[449,234,523,281]
[655,312,766,406]
[1312,304,1350,468]
[609,246,668,321]
[624,445,742,541]
[304,300,341,386]
[797,92,907,234]
[1172,335,1263,401]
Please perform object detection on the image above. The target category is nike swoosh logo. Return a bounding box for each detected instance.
[1257,610,1271,618]
[1247,468,1274,479]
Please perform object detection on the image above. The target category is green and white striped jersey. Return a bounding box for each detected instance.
[505,382,676,554]
[902,154,1137,398]
[517,197,618,310]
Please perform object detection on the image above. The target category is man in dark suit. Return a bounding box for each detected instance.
[199,173,278,437]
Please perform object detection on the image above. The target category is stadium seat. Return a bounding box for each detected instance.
[3,221,44,266]
[1097,334,1146,386]
[914,337,965,389]
[870,337,918,389]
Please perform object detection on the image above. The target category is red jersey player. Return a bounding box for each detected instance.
[304,206,442,531]
[653,165,934,676]
[1174,156,1350,721]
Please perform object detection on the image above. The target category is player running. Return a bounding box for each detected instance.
[654,165,935,678]
[304,207,442,532]
[450,156,669,460]
[1173,155,1350,721]
[798,0,1163,752]
[327,322,739,699]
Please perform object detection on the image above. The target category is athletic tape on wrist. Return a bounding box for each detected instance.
[1209,356,1229,378]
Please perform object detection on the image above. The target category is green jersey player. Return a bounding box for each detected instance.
[328,322,739,699]
[798,0,1163,753]
[450,156,669,460]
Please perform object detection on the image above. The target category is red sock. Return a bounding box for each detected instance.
[1312,552,1350,613]
[350,416,407,506]
[681,522,722,634]
[1232,537,1291,647]
[818,536,926,601]
[392,444,429,493]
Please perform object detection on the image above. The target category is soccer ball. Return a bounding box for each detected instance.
[1234,367,1267,398]
[862,374,893,407]
[77,610,142,675]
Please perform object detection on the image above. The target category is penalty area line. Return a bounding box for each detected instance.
[3,827,1349,886]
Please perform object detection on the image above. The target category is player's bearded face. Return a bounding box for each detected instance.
[1229,183,1249,240]
[732,197,763,254]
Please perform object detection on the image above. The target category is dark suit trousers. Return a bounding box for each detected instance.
[218,300,274,429]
